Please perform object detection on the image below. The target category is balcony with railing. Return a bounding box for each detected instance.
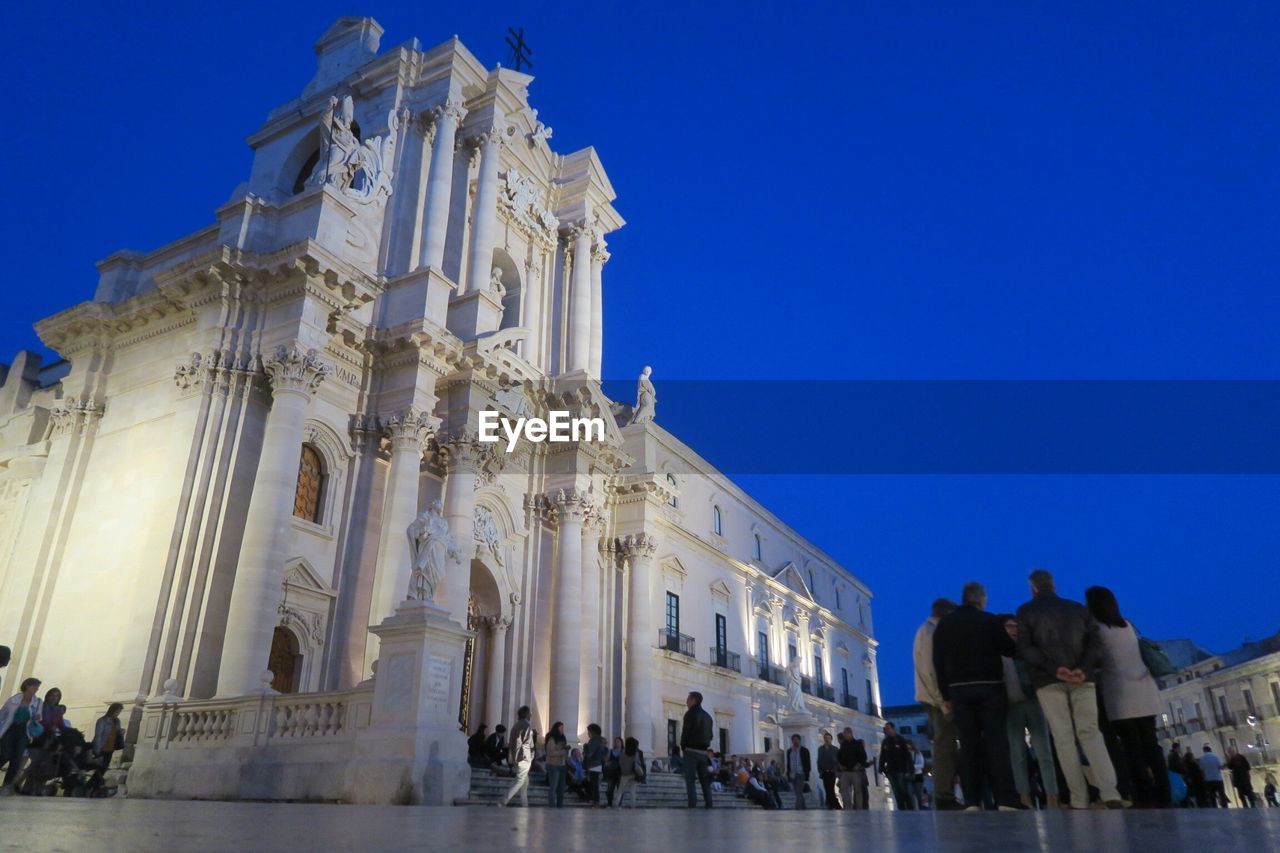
[840,693,860,712]
[813,682,836,702]
[709,647,742,673]
[757,661,785,685]
[1252,703,1278,721]
[801,675,813,695]
[1213,710,1237,728]
[658,629,696,658]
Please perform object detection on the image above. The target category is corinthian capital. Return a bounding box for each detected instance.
[430,97,468,128]
[548,488,588,525]
[262,346,330,398]
[436,427,497,474]
[380,407,438,452]
[618,532,658,563]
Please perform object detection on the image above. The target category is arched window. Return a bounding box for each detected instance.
[666,473,678,508]
[753,533,762,561]
[712,505,722,536]
[268,626,301,694]
[291,149,320,195]
[293,444,325,523]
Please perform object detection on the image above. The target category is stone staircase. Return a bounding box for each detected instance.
[456,766,764,809]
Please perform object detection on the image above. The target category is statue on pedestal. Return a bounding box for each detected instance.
[628,365,656,425]
[406,500,459,603]
[786,657,807,713]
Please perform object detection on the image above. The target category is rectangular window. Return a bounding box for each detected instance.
[789,642,797,664]
[666,592,680,637]
[900,726,912,735]
[835,587,841,610]
[1194,701,1203,722]
[716,614,728,654]
[1271,682,1280,711]
[763,736,772,754]
[1218,694,1229,722]
[719,728,729,756]
[842,668,850,700]
[1243,688,1256,716]
[866,678,874,714]
[667,719,678,755]
[814,655,824,687]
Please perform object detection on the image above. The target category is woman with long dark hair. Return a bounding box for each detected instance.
[544,721,569,807]
[1085,585,1171,807]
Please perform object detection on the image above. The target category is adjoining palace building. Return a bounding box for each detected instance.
[0,17,883,800]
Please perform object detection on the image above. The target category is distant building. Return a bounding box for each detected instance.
[1154,632,1279,802]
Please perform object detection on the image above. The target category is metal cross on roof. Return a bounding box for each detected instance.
[505,26,533,72]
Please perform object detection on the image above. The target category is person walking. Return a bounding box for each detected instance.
[1226,748,1254,808]
[1085,586,1171,808]
[1263,773,1277,807]
[879,723,916,810]
[0,677,43,791]
[614,736,646,808]
[817,730,841,809]
[785,734,812,809]
[1184,746,1205,807]
[1199,745,1228,807]
[836,727,868,809]
[500,705,537,807]
[933,582,1022,810]
[1001,614,1061,809]
[582,723,607,806]
[544,722,569,807]
[681,691,714,808]
[914,597,961,809]
[1016,569,1122,809]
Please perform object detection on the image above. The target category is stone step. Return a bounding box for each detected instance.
[461,768,764,809]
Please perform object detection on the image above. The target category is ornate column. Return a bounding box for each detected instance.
[589,240,608,380]
[549,489,587,741]
[564,222,594,373]
[217,346,329,696]
[436,431,488,623]
[484,616,512,727]
[420,98,467,271]
[462,124,505,295]
[622,533,658,752]
[365,408,436,670]
[578,502,605,730]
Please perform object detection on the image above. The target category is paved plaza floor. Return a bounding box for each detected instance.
[1,799,1277,852]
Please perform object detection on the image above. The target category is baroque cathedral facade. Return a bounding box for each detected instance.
[0,18,884,762]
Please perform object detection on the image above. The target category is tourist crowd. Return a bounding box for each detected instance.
[0,647,125,797]
[915,569,1274,811]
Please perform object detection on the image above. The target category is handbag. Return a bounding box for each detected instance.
[1138,636,1177,678]
[28,721,44,740]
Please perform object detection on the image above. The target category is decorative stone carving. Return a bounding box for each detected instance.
[262,346,330,398]
[548,488,588,525]
[307,95,400,207]
[473,505,504,567]
[45,398,104,440]
[174,352,205,390]
[406,500,460,603]
[617,532,658,564]
[500,167,559,235]
[427,97,468,143]
[379,408,436,452]
[629,365,656,425]
[488,266,506,297]
[278,602,326,646]
[526,109,553,146]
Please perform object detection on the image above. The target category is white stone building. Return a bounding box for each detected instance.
[1154,634,1279,801]
[0,17,883,796]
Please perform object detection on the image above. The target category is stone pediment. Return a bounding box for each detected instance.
[283,557,336,597]
[709,578,733,601]
[773,562,814,601]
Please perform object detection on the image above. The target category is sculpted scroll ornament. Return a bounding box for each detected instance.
[262,346,330,397]
[307,95,400,207]
[500,168,559,234]
[406,500,459,603]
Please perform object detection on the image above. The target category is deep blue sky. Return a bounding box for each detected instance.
[7,2,1279,702]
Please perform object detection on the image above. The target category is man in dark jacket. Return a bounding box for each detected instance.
[933,581,1022,810]
[681,691,714,808]
[817,730,841,809]
[1016,569,1121,809]
[878,723,916,810]
[785,734,812,809]
[837,727,870,809]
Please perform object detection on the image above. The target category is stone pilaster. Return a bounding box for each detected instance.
[589,241,608,380]
[462,124,504,296]
[420,97,467,271]
[563,222,594,374]
[579,499,607,731]
[549,488,587,741]
[484,615,512,729]
[365,407,438,672]
[217,346,330,696]
[621,532,658,754]
[435,429,493,624]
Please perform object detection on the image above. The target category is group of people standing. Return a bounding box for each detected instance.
[1166,741,1275,808]
[487,705,648,808]
[915,569,1179,810]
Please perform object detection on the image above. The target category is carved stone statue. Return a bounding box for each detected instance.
[406,500,459,603]
[489,266,506,297]
[786,656,807,713]
[308,94,399,207]
[629,365,656,425]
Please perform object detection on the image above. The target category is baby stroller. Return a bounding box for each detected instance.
[17,728,111,797]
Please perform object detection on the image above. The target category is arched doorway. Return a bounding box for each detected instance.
[460,559,504,732]
[269,626,302,693]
